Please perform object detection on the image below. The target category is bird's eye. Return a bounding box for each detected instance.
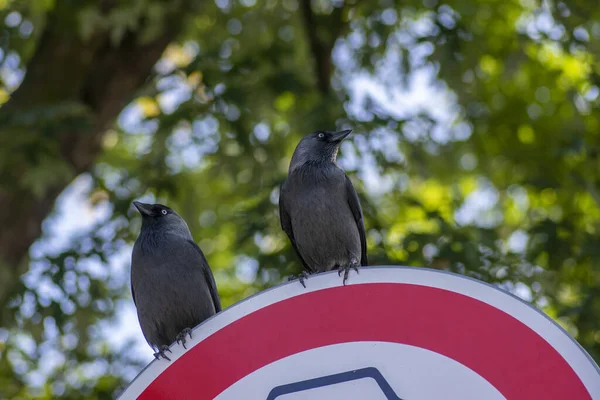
[161,209,168,215]
[318,133,325,138]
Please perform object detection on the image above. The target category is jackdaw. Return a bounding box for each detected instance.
[279,129,368,286]
[131,201,222,360]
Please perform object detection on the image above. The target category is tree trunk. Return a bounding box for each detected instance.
[0,1,195,320]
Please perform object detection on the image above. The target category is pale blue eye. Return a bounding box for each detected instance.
[161,209,167,215]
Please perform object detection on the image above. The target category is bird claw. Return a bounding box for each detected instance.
[338,263,360,285]
[176,328,193,349]
[287,271,310,288]
[153,345,172,361]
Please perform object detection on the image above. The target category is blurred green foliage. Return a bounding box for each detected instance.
[0,0,599,398]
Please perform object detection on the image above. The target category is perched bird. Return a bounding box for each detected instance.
[279,129,368,286]
[131,201,221,361]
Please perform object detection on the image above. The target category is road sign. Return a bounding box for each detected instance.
[118,266,600,400]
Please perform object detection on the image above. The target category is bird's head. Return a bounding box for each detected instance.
[289,129,352,172]
[133,201,192,239]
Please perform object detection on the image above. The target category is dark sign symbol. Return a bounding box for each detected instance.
[266,367,404,399]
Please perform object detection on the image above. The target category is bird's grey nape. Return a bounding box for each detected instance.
[288,130,351,172]
[133,201,193,241]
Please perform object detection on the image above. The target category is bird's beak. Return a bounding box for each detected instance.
[133,201,153,216]
[331,129,352,143]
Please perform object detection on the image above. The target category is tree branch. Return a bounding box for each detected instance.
[571,172,600,210]
[299,0,348,95]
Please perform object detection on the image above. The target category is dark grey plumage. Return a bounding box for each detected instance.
[279,129,368,286]
[131,201,221,360]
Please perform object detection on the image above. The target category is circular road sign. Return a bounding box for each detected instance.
[118,266,600,400]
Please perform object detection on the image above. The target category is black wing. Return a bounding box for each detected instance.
[130,260,137,306]
[131,283,136,306]
[187,240,222,313]
[279,183,312,272]
[345,175,368,266]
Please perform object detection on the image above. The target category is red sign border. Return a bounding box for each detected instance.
[118,266,600,399]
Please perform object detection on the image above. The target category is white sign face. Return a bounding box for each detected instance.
[218,342,504,400]
[118,267,600,400]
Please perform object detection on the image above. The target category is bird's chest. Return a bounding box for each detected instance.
[134,238,174,266]
[287,172,345,204]
[131,237,192,283]
[286,182,351,233]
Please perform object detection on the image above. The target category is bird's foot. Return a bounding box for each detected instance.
[338,262,360,286]
[176,327,193,349]
[153,345,172,361]
[287,271,310,288]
